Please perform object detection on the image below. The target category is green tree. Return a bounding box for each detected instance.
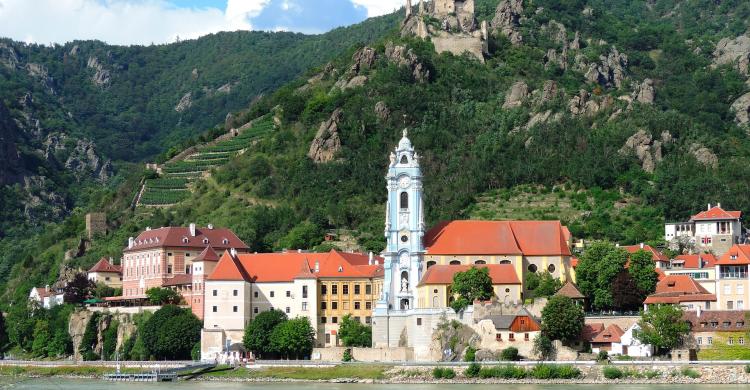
[541,295,584,343]
[145,287,183,305]
[7,303,37,352]
[575,242,629,310]
[611,271,644,311]
[243,309,287,358]
[31,320,51,357]
[277,221,324,250]
[141,305,201,360]
[533,333,555,361]
[0,311,10,353]
[628,249,658,296]
[634,304,690,355]
[270,317,315,359]
[47,328,73,358]
[94,283,116,299]
[79,312,101,361]
[532,272,563,298]
[450,267,494,312]
[338,315,372,347]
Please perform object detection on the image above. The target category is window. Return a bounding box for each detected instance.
[433,289,438,293]
[509,333,515,341]
[400,192,408,209]
[254,307,259,314]
[728,301,734,310]
[365,316,371,324]
[401,235,408,243]
[354,285,361,295]
[185,265,191,274]
[524,333,529,341]
[355,302,361,310]
[739,300,745,310]
[728,337,735,345]
[708,337,713,345]
[325,334,331,344]
[321,317,327,324]
[496,334,502,341]
[547,264,556,273]
[354,316,360,323]
[426,261,436,269]
[332,302,338,310]
[254,291,258,298]
[332,317,338,324]
[233,289,238,296]
[285,307,290,314]
[302,285,308,298]
[416,318,422,326]
[365,285,372,294]
[270,291,274,297]
[343,285,349,295]
[332,285,338,295]
[449,260,461,265]
[400,155,408,164]
[505,288,510,293]
[212,306,217,313]
[286,290,291,297]
[302,302,308,311]
[233,306,238,313]
[167,265,172,274]
[366,302,372,310]
[212,290,218,296]
[321,302,327,310]
[475,260,486,265]
[740,337,746,345]
[697,337,702,345]
[527,264,538,273]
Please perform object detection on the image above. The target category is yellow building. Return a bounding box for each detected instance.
[416,264,521,308]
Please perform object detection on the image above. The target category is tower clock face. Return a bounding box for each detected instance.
[398,176,411,188]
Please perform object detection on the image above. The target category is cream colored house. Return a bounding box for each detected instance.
[87,257,122,289]
[715,244,750,310]
[416,264,521,308]
[201,250,383,360]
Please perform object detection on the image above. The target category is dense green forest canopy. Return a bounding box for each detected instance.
[1,0,750,305]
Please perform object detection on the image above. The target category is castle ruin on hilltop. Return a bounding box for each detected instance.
[402,0,488,62]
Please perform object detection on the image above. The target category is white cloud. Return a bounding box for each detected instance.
[350,0,403,17]
[0,0,270,45]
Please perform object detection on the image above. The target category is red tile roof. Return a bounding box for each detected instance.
[194,246,220,262]
[643,275,716,304]
[124,226,249,252]
[716,244,750,265]
[208,250,384,282]
[673,253,717,269]
[691,206,741,221]
[683,310,750,332]
[581,323,605,341]
[417,264,520,286]
[162,274,193,287]
[622,244,668,262]
[32,287,52,299]
[555,282,585,299]
[591,324,624,343]
[424,220,571,256]
[88,257,122,274]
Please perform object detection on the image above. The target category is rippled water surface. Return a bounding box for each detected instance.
[2,381,749,390]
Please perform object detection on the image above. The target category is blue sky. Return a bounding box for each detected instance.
[0,0,403,45]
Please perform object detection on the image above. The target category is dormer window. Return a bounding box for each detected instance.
[223,239,229,245]
[400,155,408,164]
[182,237,189,244]
[400,192,408,209]
[338,266,343,272]
[731,254,738,260]
[667,281,676,287]
[203,238,209,244]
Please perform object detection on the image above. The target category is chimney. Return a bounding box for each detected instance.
[298,249,302,253]
[369,251,374,265]
[45,285,49,292]
[640,242,645,249]
[128,237,134,249]
[230,248,238,258]
[189,223,196,237]
[615,243,620,247]
[375,259,379,265]
[717,202,721,208]
[314,260,320,273]
[708,203,711,211]
[208,223,214,230]
[696,305,702,318]
[145,226,151,231]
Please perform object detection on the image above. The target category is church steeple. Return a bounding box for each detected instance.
[377,129,425,312]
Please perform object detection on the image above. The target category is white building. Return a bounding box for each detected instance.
[28,286,64,309]
[665,203,743,255]
[611,324,653,357]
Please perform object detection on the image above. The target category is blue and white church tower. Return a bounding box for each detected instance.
[376,129,425,313]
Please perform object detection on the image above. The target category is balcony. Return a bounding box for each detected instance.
[720,266,748,279]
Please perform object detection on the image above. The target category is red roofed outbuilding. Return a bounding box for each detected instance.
[87,257,123,289]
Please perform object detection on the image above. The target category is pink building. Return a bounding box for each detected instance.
[120,223,249,318]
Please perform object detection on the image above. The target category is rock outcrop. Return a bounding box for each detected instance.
[0,102,22,186]
[69,310,95,361]
[308,108,343,163]
[384,42,429,83]
[86,57,111,87]
[619,129,665,173]
[713,35,750,76]
[374,101,390,121]
[175,92,192,113]
[491,0,524,45]
[731,91,750,126]
[26,63,54,92]
[689,143,718,169]
[540,80,559,103]
[633,78,655,104]
[503,81,528,108]
[0,42,19,69]
[350,47,377,74]
[577,47,628,88]
[64,139,113,182]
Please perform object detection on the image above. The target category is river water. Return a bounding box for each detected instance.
[2,382,749,390]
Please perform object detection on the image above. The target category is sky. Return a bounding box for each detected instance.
[0,0,405,46]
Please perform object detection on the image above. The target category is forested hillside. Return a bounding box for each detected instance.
[3,0,750,304]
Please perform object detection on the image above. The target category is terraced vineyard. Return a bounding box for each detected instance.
[138,117,275,207]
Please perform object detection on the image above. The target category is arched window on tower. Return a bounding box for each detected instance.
[400,155,408,164]
[400,192,408,209]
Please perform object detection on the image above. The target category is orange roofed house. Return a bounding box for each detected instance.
[120,224,249,319]
[87,257,123,289]
[421,220,575,302]
[201,250,383,360]
[665,203,743,256]
[715,244,750,310]
[644,275,716,310]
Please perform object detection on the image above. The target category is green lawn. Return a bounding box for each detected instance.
[204,365,390,380]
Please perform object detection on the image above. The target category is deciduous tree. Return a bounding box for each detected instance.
[63,273,95,304]
[269,317,315,359]
[450,267,494,312]
[141,305,201,360]
[541,295,584,343]
[628,249,658,296]
[338,314,372,347]
[575,242,628,310]
[243,309,287,358]
[635,304,690,354]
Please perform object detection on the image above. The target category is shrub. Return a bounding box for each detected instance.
[464,362,481,378]
[432,367,455,379]
[643,369,660,379]
[556,365,581,379]
[745,365,750,374]
[464,346,476,362]
[479,366,497,379]
[500,346,520,361]
[442,368,456,379]
[497,365,527,379]
[191,341,201,361]
[342,348,352,362]
[432,367,444,379]
[597,350,609,362]
[681,367,701,378]
[529,364,556,379]
[602,366,623,379]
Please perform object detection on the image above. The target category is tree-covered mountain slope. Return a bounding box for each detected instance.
[3,0,750,303]
[0,11,401,237]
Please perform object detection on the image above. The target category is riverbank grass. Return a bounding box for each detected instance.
[0,366,145,377]
[204,365,390,380]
